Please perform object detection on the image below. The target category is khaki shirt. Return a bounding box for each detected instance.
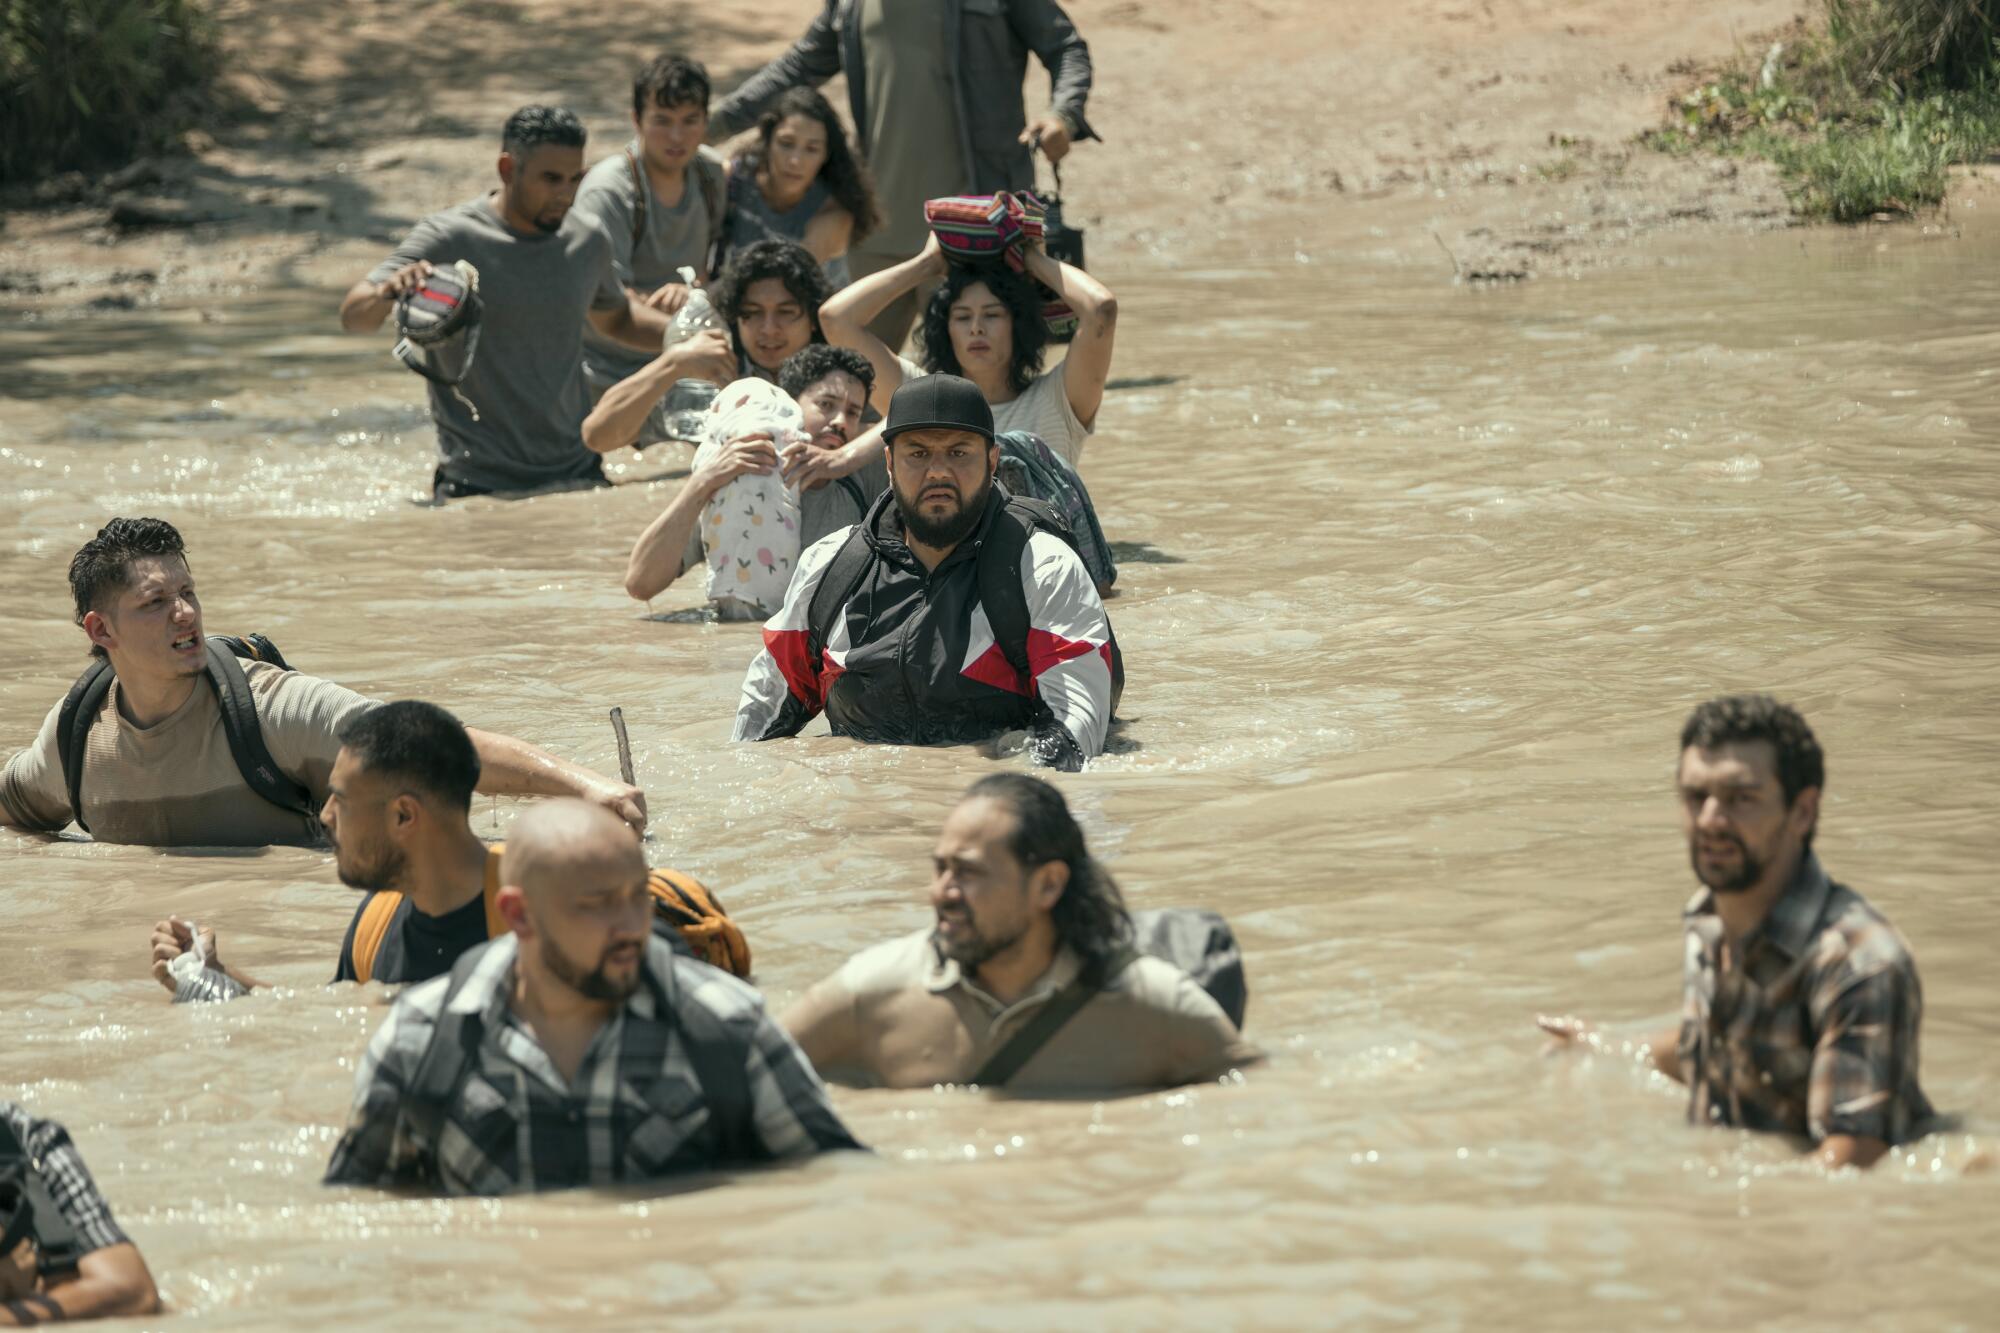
[0,660,375,846]
[783,928,1258,1093]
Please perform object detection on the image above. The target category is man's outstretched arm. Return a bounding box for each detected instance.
[466,728,647,834]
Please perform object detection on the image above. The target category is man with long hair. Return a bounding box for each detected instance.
[782,775,1255,1092]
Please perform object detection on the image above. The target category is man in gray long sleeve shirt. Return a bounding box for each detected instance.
[714,0,1096,346]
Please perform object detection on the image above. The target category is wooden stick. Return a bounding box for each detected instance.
[609,707,636,786]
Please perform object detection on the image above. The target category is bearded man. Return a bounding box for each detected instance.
[731,374,1116,770]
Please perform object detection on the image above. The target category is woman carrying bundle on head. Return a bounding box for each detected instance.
[724,88,881,289]
[816,223,1115,473]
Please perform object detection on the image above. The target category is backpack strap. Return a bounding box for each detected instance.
[0,1115,87,1275]
[203,640,318,825]
[970,947,1140,1089]
[803,525,878,673]
[666,979,765,1164]
[975,494,1065,682]
[347,892,405,986]
[55,660,116,834]
[692,153,729,281]
[400,947,492,1162]
[623,146,648,251]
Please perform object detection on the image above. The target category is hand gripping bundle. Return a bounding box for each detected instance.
[391,260,484,418]
[923,191,1078,340]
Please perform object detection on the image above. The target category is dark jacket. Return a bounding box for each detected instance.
[713,0,1097,197]
[732,487,1114,769]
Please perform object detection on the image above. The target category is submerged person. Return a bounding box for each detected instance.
[1541,695,1935,1169]
[324,800,862,1197]
[581,238,833,454]
[571,53,733,445]
[733,374,1116,771]
[819,232,1117,470]
[710,0,1097,348]
[338,105,669,501]
[622,347,886,618]
[149,701,746,1001]
[0,1101,158,1324]
[723,87,881,287]
[784,775,1256,1092]
[0,519,646,847]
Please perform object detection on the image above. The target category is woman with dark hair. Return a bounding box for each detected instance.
[725,88,880,286]
[817,231,1117,470]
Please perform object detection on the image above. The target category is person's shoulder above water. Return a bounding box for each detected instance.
[828,927,939,1001]
[1808,876,1923,991]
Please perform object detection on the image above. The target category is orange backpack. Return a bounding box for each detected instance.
[347,845,750,982]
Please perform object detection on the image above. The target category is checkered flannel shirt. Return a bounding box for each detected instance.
[1679,854,1934,1145]
[324,934,862,1196]
[0,1102,130,1257]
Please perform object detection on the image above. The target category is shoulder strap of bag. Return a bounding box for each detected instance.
[203,640,318,823]
[56,660,117,834]
[667,980,765,1163]
[804,525,878,668]
[976,495,1068,680]
[970,946,1140,1088]
[623,147,649,250]
[694,154,728,280]
[402,948,492,1158]
[347,892,406,985]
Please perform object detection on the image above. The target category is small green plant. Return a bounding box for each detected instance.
[0,0,220,184]
[1646,2,2000,220]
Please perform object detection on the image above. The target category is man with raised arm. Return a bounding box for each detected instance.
[0,518,645,847]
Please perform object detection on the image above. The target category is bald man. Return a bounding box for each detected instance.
[324,800,861,1196]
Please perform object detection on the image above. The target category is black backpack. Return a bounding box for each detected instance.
[0,1115,86,1275]
[55,633,317,835]
[805,491,1124,713]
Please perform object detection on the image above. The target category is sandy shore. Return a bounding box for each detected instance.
[0,0,1826,315]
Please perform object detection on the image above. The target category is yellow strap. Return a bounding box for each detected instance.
[483,843,509,940]
[349,892,404,985]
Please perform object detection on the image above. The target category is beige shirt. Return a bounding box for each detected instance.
[858,0,966,256]
[897,355,1092,469]
[783,928,1258,1093]
[0,660,376,847]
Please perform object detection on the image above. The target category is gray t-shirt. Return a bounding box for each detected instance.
[368,196,625,493]
[573,142,726,384]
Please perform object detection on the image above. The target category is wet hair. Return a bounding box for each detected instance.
[778,344,875,401]
[965,773,1131,965]
[920,264,1048,395]
[68,517,188,659]
[1681,694,1825,848]
[338,701,482,813]
[632,53,711,117]
[710,239,832,358]
[737,87,881,245]
[501,105,586,159]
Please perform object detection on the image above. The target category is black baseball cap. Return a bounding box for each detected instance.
[883,373,994,444]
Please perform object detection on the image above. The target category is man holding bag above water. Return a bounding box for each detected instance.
[338,106,669,501]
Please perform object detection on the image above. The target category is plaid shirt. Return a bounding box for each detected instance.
[1679,854,1934,1145]
[324,934,862,1196]
[0,1102,130,1257]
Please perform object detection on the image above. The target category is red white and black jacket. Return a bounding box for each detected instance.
[732,489,1115,769]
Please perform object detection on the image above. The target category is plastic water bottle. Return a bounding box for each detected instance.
[662,267,730,441]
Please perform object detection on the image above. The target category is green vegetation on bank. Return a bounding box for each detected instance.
[0,0,220,184]
[1646,1,2000,221]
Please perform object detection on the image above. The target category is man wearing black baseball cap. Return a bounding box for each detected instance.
[732,373,1118,770]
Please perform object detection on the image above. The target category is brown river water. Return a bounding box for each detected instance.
[2,213,1996,1328]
